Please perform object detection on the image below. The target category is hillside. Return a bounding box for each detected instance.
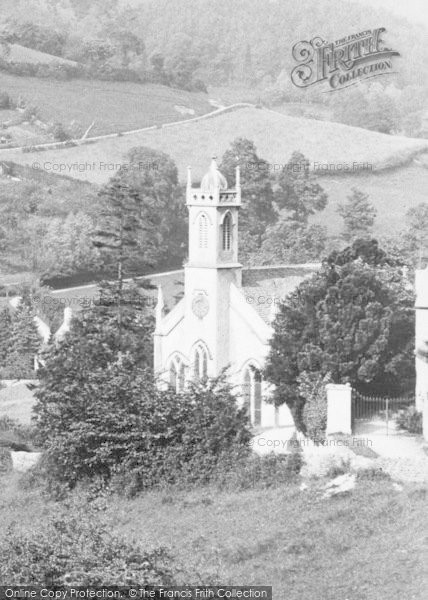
[0,0,426,91]
[1,106,428,238]
[0,73,213,136]
[3,106,427,178]
[0,43,78,66]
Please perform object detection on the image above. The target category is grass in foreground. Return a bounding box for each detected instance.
[0,472,426,599]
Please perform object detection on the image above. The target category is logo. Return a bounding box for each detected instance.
[291,28,400,92]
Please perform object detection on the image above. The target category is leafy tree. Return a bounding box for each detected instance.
[120,146,187,270]
[337,188,377,243]
[255,215,327,264]
[264,239,415,431]
[332,84,401,134]
[399,203,428,267]
[220,138,277,248]
[275,152,328,224]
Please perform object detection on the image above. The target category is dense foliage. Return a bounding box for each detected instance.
[0,497,174,585]
[34,285,251,490]
[395,406,423,435]
[265,240,415,431]
[220,137,276,250]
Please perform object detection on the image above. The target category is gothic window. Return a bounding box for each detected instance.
[222,212,232,251]
[243,369,251,419]
[169,356,186,392]
[193,344,208,382]
[198,213,208,248]
[242,366,262,426]
[170,361,177,390]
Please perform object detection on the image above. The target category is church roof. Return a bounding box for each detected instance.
[200,157,228,191]
[0,264,319,328]
[139,264,319,323]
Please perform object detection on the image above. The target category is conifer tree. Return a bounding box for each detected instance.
[0,308,12,365]
[337,188,377,243]
[265,239,414,431]
[92,176,143,344]
[3,304,40,377]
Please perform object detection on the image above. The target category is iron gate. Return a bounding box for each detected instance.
[352,393,415,435]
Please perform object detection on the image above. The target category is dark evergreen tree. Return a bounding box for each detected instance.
[2,304,40,376]
[0,308,12,365]
[265,239,415,431]
[337,188,377,243]
[93,177,144,343]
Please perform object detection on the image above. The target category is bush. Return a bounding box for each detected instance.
[395,406,423,434]
[356,466,391,481]
[36,352,252,491]
[0,497,174,585]
[49,122,71,142]
[107,376,253,494]
[0,416,35,451]
[299,372,330,440]
[112,446,302,497]
[211,450,302,491]
[0,92,10,109]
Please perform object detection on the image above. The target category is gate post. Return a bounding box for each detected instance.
[326,383,352,435]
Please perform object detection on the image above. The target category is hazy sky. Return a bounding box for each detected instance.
[357,0,428,29]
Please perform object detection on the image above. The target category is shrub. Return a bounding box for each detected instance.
[356,466,391,481]
[49,122,71,142]
[0,92,10,109]
[107,376,253,494]
[0,497,174,585]
[113,446,302,497]
[395,406,423,434]
[36,351,251,491]
[0,416,35,451]
[211,449,302,491]
[299,372,330,440]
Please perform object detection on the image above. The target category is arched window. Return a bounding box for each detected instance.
[198,214,208,248]
[169,356,186,392]
[170,361,177,390]
[193,344,208,382]
[243,369,251,419]
[222,212,232,251]
[242,366,262,426]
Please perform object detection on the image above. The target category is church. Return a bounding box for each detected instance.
[153,158,317,428]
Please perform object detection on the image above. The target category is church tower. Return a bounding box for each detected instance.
[184,158,242,373]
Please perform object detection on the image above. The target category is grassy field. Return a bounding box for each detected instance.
[0,74,213,135]
[3,106,426,183]
[1,105,427,236]
[1,473,427,599]
[0,43,78,66]
[312,164,428,236]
